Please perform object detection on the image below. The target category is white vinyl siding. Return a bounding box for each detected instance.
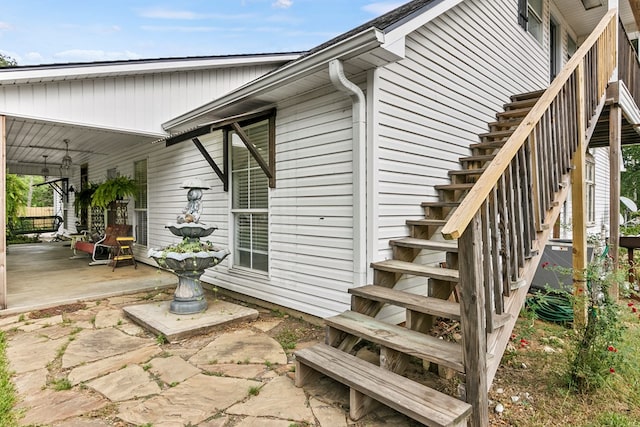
[375,0,547,260]
[0,65,279,135]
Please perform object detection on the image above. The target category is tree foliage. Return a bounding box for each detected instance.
[621,145,640,204]
[0,53,17,67]
[5,174,28,224]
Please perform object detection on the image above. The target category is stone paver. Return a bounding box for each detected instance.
[197,362,267,379]
[233,417,293,427]
[87,364,161,401]
[227,375,315,423]
[148,355,201,385]
[7,333,67,374]
[17,389,108,425]
[198,416,229,427]
[189,329,287,365]
[310,397,349,427]
[62,328,151,368]
[93,308,125,328]
[4,292,409,427]
[117,374,261,426]
[251,318,283,332]
[68,344,160,385]
[12,368,48,397]
[17,315,64,332]
[52,419,112,427]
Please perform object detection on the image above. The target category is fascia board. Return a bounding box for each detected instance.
[163,27,386,131]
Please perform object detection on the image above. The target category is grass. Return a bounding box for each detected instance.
[489,297,640,426]
[275,328,300,350]
[0,331,18,426]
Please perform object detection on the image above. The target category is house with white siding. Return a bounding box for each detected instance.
[2,0,640,425]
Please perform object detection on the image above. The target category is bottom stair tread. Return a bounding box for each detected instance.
[295,343,472,427]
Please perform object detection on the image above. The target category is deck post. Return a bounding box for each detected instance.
[609,104,621,299]
[1,115,6,310]
[458,211,488,427]
[572,63,588,328]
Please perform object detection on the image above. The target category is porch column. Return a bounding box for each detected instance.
[572,63,588,328]
[1,115,6,310]
[609,104,621,299]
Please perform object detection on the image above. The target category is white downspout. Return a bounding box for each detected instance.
[329,59,367,286]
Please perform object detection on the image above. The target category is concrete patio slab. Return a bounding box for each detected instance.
[123,299,259,342]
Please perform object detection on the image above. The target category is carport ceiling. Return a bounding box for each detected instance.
[5,117,157,176]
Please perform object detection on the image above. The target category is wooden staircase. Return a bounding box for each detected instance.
[295,11,618,427]
[295,90,546,427]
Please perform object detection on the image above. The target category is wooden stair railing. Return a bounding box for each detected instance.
[294,10,618,427]
[440,10,618,426]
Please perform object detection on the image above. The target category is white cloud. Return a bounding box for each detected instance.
[138,7,252,20]
[141,25,223,33]
[272,0,293,9]
[24,52,44,62]
[362,2,405,15]
[139,8,201,20]
[53,49,142,62]
[0,22,13,31]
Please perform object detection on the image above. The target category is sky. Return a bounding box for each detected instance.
[0,1,407,66]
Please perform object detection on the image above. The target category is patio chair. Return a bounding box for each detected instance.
[73,224,132,266]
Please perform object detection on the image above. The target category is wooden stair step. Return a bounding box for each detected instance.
[326,310,465,372]
[487,117,523,130]
[479,129,513,140]
[406,218,447,227]
[434,183,474,191]
[349,285,461,320]
[371,259,459,282]
[421,201,461,208]
[448,167,486,177]
[503,97,539,110]
[496,107,531,119]
[510,89,545,101]
[390,237,458,252]
[470,139,507,150]
[459,154,495,164]
[295,343,472,427]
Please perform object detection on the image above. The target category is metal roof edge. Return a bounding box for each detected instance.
[0,53,302,84]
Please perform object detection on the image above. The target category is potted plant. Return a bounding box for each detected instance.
[91,176,137,209]
[73,182,100,216]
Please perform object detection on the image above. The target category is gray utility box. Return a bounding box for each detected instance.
[530,240,594,293]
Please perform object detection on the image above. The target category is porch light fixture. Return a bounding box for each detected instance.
[41,155,49,179]
[580,0,603,10]
[61,139,72,170]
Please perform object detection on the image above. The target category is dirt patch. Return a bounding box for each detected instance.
[28,302,87,319]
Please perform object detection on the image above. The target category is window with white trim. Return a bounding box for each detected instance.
[518,0,543,43]
[230,119,270,272]
[134,159,148,245]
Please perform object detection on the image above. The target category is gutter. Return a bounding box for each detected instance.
[163,27,386,131]
[329,59,367,286]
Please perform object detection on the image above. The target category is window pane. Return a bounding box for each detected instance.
[529,0,542,16]
[134,159,147,209]
[250,171,269,209]
[136,211,148,245]
[233,170,249,209]
[528,13,543,42]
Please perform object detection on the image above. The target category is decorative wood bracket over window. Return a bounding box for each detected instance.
[164,109,276,191]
